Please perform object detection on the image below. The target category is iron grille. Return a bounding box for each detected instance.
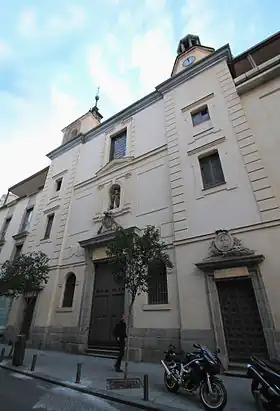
[148,261,168,305]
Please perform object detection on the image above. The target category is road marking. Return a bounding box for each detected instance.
[33,386,122,410]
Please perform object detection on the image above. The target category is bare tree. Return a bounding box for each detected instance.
[107,225,173,379]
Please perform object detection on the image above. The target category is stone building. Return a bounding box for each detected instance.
[0,31,279,367]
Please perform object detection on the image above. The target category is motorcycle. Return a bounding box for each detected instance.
[161,343,227,411]
[247,354,280,410]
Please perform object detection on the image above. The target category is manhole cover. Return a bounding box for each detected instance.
[106,378,142,390]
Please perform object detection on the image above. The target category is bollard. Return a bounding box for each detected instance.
[12,335,26,367]
[0,347,5,363]
[30,354,37,371]
[143,374,149,401]
[75,363,82,384]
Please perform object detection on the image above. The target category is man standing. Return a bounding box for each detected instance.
[113,314,127,372]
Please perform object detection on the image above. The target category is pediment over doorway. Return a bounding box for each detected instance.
[79,211,140,250]
[95,157,134,178]
[196,230,264,271]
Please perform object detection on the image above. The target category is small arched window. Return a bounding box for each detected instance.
[109,184,121,210]
[62,273,76,308]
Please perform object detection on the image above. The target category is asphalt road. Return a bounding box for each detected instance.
[0,368,145,411]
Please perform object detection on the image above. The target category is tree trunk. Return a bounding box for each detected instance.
[124,298,134,380]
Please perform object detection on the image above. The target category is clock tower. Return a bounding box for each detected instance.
[171,34,214,77]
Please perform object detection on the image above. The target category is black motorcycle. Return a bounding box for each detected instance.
[161,343,227,411]
[247,354,280,410]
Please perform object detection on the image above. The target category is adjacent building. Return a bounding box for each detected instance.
[0,31,279,367]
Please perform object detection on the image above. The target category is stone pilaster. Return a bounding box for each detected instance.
[217,64,280,222]
[52,148,81,265]
[164,92,188,241]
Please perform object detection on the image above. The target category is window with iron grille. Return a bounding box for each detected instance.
[62,273,76,308]
[1,217,12,240]
[110,131,127,161]
[147,260,168,305]
[199,151,225,189]
[0,296,11,329]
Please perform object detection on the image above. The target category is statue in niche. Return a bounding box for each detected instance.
[109,184,121,210]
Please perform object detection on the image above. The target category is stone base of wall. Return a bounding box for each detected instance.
[181,329,215,353]
[130,328,180,362]
[7,325,216,362]
[28,326,87,354]
[5,323,278,364]
[129,328,215,362]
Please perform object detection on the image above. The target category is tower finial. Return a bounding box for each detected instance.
[95,86,100,108]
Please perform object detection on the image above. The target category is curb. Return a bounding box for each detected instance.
[224,371,248,379]
[0,363,182,411]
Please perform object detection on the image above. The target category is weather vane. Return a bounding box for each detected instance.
[95,86,100,108]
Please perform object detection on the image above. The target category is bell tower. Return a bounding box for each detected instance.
[171,34,214,77]
[61,88,103,145]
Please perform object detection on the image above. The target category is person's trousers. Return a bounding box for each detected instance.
[115,339,125,370]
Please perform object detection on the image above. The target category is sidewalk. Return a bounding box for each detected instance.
[0,343,254,411]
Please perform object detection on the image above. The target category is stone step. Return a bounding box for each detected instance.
[228,362,248,370]
[85,347,119,359]
[224,362,248,378]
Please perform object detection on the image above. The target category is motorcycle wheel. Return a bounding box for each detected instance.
[251,380,280,410]
[164,371,179,393]
[199,379,227,411]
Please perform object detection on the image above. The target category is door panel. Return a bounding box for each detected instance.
[217,277,268,362]
[20,297,37,340]
[88,262,125,347]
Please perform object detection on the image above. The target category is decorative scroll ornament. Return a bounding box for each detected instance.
[209,230,255,257]
[97,211,119,235]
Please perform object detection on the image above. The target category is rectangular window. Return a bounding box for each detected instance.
[0,296,11,329]
[110,131,127,161]
[14,244,23,260]
[0,217,12,240]
[56,178,63,192]
[191,105,210,126]
[199,151,225,189]
[21,207,34,232]
[147,261,168,305]
[44,214,54,239]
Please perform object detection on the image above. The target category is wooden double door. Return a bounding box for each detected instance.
[217,277,268,362]
[88,262,125,347]
[20,296,37,340]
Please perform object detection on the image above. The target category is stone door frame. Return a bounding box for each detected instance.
[87,260,126,347]
[205,266,279,368]
[78,249,131,351]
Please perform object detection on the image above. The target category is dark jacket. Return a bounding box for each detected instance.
[113,320,127,340]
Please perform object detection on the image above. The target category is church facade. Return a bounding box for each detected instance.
[0,32,280,367]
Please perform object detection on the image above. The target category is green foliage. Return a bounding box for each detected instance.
[106,225,173,301]
[0,251,50,298]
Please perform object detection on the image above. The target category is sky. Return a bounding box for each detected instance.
[0,0,279,195]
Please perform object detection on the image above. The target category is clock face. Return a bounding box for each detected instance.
[182,55,196,67]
